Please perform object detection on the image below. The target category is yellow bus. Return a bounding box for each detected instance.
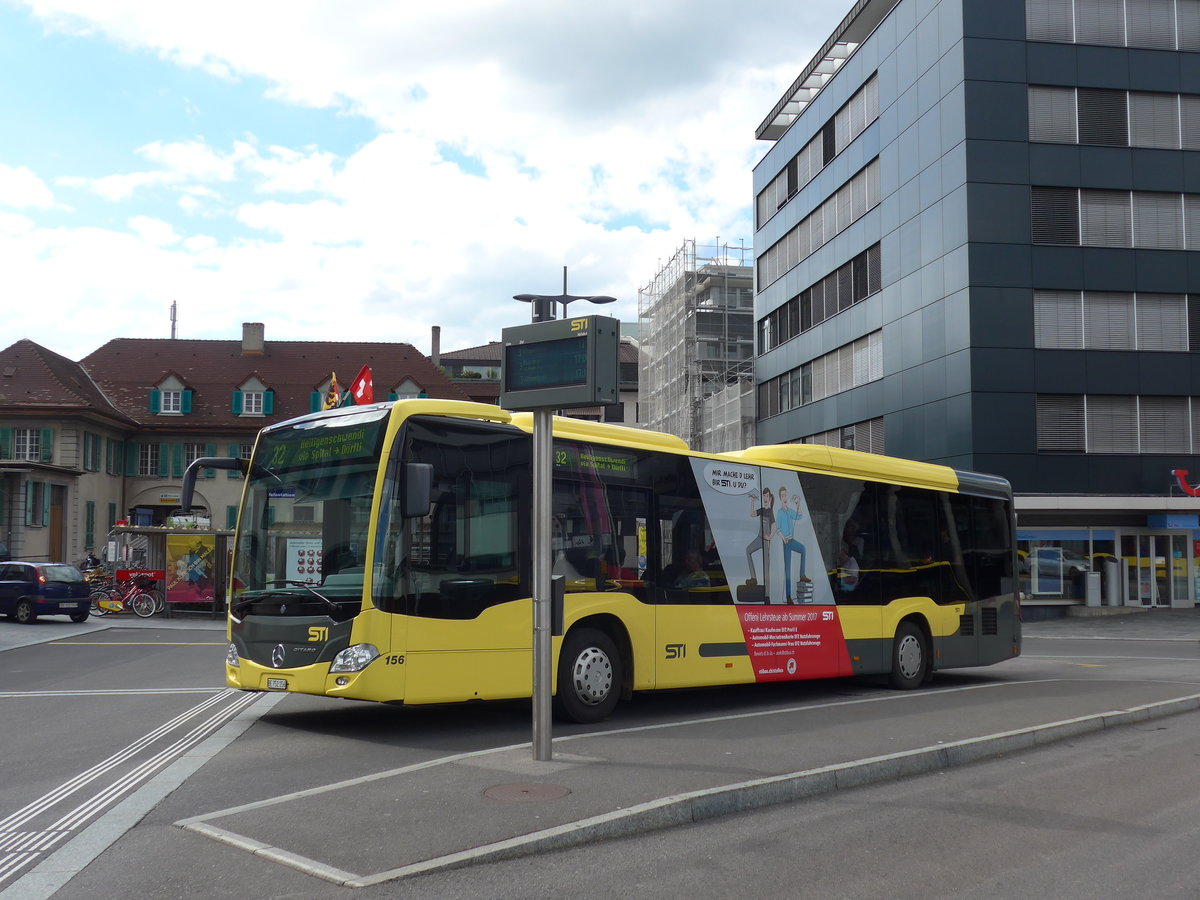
[183,399,1021,723]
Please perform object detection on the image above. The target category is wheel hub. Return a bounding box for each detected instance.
[571,647,613,706]
[897,634,923,679]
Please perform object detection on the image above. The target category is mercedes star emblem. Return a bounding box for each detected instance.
[271,644,286,668]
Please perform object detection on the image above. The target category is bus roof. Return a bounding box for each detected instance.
[726,444,960,492]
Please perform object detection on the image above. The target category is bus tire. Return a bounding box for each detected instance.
[888,620,927,690]
[554,627,621,724]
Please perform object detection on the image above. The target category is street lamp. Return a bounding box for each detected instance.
[514,266,617,323]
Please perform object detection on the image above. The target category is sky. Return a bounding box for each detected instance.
[1,0,848,362]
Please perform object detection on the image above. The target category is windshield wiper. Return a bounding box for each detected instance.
[233,581,348,617]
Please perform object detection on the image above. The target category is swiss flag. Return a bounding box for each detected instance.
[350,365,373,405]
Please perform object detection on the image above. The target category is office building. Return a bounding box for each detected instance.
[752,0,1200,610]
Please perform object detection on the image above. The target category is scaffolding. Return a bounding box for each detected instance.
[637,239,756,453]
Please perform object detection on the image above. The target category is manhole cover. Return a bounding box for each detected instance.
[483,782,571,803]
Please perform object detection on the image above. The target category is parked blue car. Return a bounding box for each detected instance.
[0,562,90,624]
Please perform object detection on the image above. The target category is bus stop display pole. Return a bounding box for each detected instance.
[506,273,620,763]
[531,408,553,761]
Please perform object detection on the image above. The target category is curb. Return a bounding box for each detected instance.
[333,692,1200,888]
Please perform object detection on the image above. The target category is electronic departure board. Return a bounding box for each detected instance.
[500,315,619,410]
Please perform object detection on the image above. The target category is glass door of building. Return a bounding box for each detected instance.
[1121,533,1189,607]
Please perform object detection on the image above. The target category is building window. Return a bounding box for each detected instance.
[800,417,886,454]
[13,429,39,462]
[758,159,880,290]
[183,443,205,469]
[243,391,264,415]
[161,390,182,413]
[1037,394,1197,453]
[1031,86,1200,152]
[759,331,883,418]
[1033,187,1200,249]
[138,444,160,477]
[759,244,882,352]
[1026,0,1200,52]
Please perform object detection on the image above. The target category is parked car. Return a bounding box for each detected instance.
[0,562,90,624]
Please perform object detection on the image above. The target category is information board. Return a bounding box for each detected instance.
[500,315,619,410]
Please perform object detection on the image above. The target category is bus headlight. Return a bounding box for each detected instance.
[329,643,380,673]
[226,642,240,668]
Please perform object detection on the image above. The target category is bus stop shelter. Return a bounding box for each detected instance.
[106,524,232,617]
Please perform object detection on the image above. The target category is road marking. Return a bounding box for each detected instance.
[0,689,271,897]
[0,689,224,698]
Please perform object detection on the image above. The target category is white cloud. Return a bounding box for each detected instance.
[5,0,850,361]
[0,163,57,209]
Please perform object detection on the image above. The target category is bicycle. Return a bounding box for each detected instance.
[88,574,158,618]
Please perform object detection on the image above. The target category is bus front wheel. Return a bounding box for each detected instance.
[888,621,927,690]
[554,627,621,724]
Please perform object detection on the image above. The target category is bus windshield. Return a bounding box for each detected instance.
[232,406,390,607]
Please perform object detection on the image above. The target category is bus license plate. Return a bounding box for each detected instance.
[266,678,288,690]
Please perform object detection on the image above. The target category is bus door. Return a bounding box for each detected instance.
[400,434,531,704]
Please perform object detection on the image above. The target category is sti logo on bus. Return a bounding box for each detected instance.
[308,626,328,642]
[665,643,686,659]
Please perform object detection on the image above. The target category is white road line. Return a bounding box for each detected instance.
[0,689,263,893]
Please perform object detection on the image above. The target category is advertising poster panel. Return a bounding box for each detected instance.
[166,534,216,604]
[691,459,850,681]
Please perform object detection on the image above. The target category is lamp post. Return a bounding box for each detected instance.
[512,266,617,762]
[514,266,616,323]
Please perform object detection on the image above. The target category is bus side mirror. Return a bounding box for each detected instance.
[402,463,434,518]
[181,457,251,512]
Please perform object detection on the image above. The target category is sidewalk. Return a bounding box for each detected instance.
[1022,604,1200,640]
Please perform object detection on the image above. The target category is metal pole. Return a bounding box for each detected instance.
[531,407,554,761]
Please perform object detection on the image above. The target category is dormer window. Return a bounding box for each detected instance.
[149,377,192,416]
[232,377,274,417]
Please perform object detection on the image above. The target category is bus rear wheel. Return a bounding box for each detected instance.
[888,621,927,690]
[554,627,621,724]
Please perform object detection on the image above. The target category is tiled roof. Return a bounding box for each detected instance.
[0,340,137,425]
[81,336,470,432]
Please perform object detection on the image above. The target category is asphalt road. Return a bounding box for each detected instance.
[0,612,1196,898]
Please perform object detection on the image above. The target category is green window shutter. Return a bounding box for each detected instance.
[107,502,117,531]
[310,392,322,412]
[40,428,53,462]
[226,505,238,529]
[82,432,91,470]
[115,441,125,476]
[0,428,11,459]
[387,392,398,401]
[227,444,242,478]
[204,443,216,477]
[157,445,170,478]
[170,443,183,478]
[231,391,243,415]
[25,481,34,525]
[263,390,275,414]
[149,389,161,413]
[43,488,50,526]
[105,439,113,474]
[126,442,138,475]
[181,390,193,414]
[85,501,95,547]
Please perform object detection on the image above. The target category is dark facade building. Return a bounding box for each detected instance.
[753,0,1200,611]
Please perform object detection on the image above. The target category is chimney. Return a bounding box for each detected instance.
[431,325,441,367]
[242,322,265,356]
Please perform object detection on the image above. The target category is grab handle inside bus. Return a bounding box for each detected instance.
[403,462,434,518]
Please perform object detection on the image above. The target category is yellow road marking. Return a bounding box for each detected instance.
[1071,662,1106,668]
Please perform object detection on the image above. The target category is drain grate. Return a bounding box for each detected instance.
[483,782,571,803]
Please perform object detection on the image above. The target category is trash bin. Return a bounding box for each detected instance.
[1085,571,1102,607]
[1103,557,1121,606]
